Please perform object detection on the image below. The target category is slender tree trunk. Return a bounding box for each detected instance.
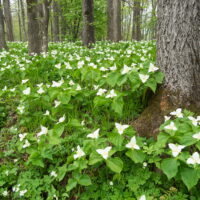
[38,0,50,52]
[107,0,121,42]
[151,0,156,40]
[3,0,14,41]
[133,0,200,137]
[52,0,59,42]
[0,0,7,49]
[50,15,53,41]
[82,0,95,47]
[60,7,67,41]
[20,0,27,41]
[26,0,42,54]
[17,0,22,41]
[132,0,141,41]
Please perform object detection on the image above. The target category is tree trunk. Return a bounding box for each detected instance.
[3,0,14,41]
[60,7,67,41]
[52,0,59,42]
[17,0,22,41]
[0,0,7,49]
[38,0,50,52]
[82,0,95,47]
[20,0,27,41]
[107,0,121,42]
[26,0,42,54]
[132,0,141,41]
[133,0,200,137]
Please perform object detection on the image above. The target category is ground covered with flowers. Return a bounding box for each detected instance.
[0,41,200,199]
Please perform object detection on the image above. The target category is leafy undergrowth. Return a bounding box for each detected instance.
[0,41,200,199]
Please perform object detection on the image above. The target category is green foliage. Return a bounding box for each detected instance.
[0,41,199,199]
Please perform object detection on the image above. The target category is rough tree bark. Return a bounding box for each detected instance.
[20,0,27,41]
[82,0,95,47]
[107,0,121,42]
[26,0,42,54]
[132,0,141,41]
[52,0,59,42]
[133,0,200,137]
[38,0,51,52]
[0,0,7,49]
[3,0,14,41]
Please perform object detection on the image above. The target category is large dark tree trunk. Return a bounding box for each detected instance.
[26,0,42,54]
[3,0,14,41]
[82,0,95,47]
[133,0,200,137]
[107,0,121,42]
[52,0,60,42]
[20,0,27,41]
[0,0,7,49]
[132,0,141,41]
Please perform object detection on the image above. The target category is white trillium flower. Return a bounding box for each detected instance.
[168,143,185,157]
[115,123,129,135]
[192,132,200,140]
[100,67,108,71]
[37,83,43,87]
[139,195,146,200]
[69,80,75,86]
[37,126,48,137]
[81,120,85,126]
[44,110,50,116]
[106,89,117,98]
[22,140,30,148]
[121,65,131,75]
[10,88,16,92]
[96,146,112,160]
[93,85,99,90]
[2,190,8,197]
[19,133,27,141]
[170,108,183,118]
[126,136,140,150]
[74,145,85,159]
[2,86,7,91]
[188,116,198,126]
[143,162,147,168]
[55,63,61,69]
[187,152,200,165]
[76,85,81,91]
[164,116,171,122]
[97,88,107,96]
[57,115,65,124]
[54,100,61,107]
[37,87,45,94]
[87,128,100,139]
[110,65,117,71]
[19,190,27,197]
[52,79,64,87]
[148,63,159,72]
[164,122,177,131]
[139,74,149,83]
[50,171,58,177]
[23,87,31,95]
[22,79,29,84]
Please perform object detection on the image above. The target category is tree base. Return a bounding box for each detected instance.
[132,88,200,138]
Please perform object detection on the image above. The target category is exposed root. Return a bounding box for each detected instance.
[132,88,200,138]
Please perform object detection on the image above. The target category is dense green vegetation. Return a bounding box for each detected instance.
[0,42,200,199]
